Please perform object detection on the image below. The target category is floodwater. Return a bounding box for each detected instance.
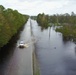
[31,20,76,75]
[0,19,76,75]
[0,19,33,75]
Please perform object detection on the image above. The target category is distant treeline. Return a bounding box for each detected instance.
[36,12,76,26]
[0,5,29,48]
[50,12,76,25]
[30,16,37,20]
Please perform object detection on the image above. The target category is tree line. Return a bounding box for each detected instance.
[50,12,76,25]
[37,12,76,26]
[0,5,28,48]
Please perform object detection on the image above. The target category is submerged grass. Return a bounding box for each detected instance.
[32,51,40,75]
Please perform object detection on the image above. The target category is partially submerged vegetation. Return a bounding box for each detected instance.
[56,25,76,41]
[33,51,40,75]
[37,13,50,29]
[0,5,28,48]
[1,4,76,47]
[36,12,76,41]
[54,12,76,40]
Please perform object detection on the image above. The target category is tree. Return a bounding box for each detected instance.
[37,13,49,29]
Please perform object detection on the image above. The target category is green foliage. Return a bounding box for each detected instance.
[0,5,5,13]
[0,5,28,48]
[50,12,76,25]
[49,12,76,40]
[56,25,76,40]
[37,13,49,29]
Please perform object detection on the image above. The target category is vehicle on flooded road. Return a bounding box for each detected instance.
[18,41,25,48]
[17,41,29,48]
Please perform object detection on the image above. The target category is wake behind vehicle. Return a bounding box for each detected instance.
[17,41,29,48]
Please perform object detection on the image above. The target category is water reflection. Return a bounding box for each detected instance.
[31,20,76,75]
[75,46,76,56]
[0,37,17,75]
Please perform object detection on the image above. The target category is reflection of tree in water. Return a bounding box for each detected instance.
[49,27,51,39]
[40,26,51,39]
[40,26,48,31]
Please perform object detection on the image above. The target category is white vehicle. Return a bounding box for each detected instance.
[18,41,25,48]
[17,41,29,48]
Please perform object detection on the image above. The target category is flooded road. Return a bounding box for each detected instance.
[0,19,33,75]
[31,20,76,75]
[0,19,76,75]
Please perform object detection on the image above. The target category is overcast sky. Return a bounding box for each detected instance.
[0,0,76,15]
